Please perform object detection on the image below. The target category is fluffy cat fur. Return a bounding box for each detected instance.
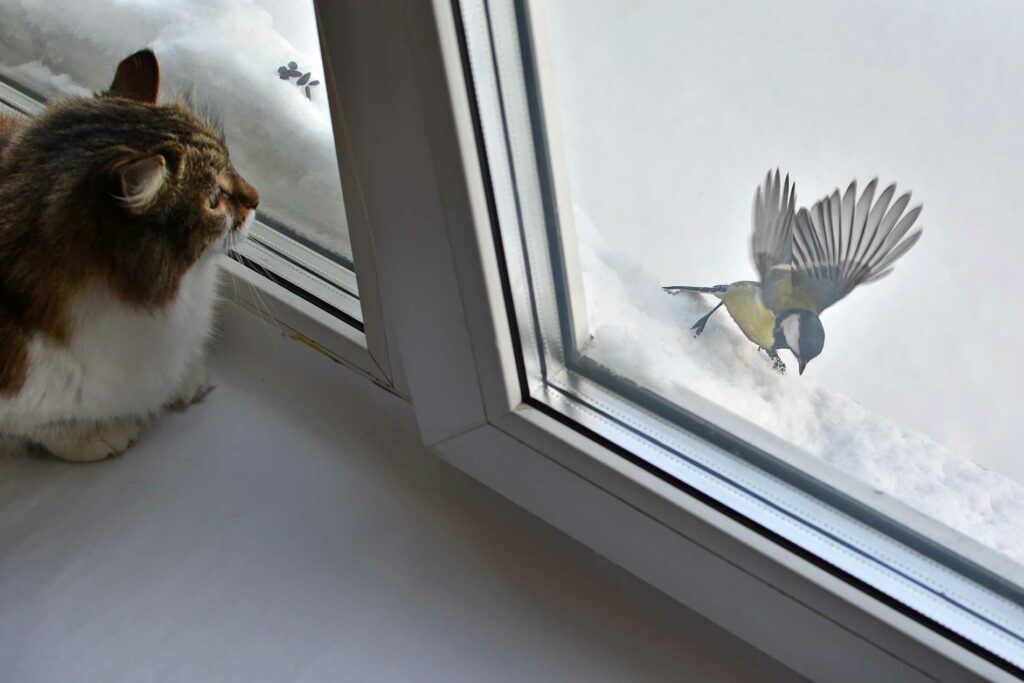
[0,50,258,461]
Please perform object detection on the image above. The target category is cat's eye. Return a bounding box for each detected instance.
[208,188,226,210]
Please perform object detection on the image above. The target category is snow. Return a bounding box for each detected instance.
[574,206,1024,566]
[0,0,350,260]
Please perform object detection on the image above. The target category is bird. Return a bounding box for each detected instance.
[664,170,923,375]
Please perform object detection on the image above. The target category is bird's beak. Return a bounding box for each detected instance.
[798,358,807,375]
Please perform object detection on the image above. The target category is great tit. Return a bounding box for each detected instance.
[664,170,923,374]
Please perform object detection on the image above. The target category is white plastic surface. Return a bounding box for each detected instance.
[0,302,801,683]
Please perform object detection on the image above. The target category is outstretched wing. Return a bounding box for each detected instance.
[792,178,923,313]
[750,169,796,285]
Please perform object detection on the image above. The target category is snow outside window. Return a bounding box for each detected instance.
[0,0,360,322]
[544,0,1024,577]
[457,0,1024,671]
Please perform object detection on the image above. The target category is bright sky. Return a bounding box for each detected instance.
[545,0,1024,483]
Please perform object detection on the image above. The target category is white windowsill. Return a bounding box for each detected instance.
[0,300,803,682]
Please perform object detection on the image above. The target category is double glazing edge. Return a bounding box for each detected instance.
[455,0,1024,673]
[233,222,363,328]
[252,213,358,293]
[0,73,42,115]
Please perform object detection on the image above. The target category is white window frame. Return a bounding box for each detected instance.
[223,26,402,392]
[311,1,1022,681]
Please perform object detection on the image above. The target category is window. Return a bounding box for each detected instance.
[3,0,1020,677]
[456,0,1024,673]
[0,0,362,326]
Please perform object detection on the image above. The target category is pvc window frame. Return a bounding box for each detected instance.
[222,14,402,392]
[463,0,1024,667]
[312,1,1024,681]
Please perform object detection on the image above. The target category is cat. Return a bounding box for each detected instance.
[0,49,258,462]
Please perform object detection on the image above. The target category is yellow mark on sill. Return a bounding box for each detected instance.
[292,332,342,365]
[289,330,402,399]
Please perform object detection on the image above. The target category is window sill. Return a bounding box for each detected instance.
[0,299,805,682]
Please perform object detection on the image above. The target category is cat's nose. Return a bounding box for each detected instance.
[236,179,259,209]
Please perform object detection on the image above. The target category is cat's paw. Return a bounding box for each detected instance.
[168,364,213,411]
[37,417,144,463]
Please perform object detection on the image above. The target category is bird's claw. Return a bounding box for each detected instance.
[759,347,786,374]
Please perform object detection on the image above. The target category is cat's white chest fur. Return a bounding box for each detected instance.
[0,255,221,431]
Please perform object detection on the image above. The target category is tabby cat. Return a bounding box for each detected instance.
[0,50,258,461]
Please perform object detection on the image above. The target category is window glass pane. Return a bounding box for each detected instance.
[0,0,358,317]
[456,0,1024,670]
[543,1,1024,566]
[548,2,1024,565]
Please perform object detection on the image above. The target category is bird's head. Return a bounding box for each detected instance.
[775,309,825,375]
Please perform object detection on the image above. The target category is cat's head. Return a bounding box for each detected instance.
[98,50,260,261]
[2,50,258,307]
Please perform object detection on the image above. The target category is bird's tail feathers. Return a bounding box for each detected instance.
[663,284,728,295]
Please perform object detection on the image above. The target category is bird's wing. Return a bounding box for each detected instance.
[750,169,796,285]
[791,178,923,313]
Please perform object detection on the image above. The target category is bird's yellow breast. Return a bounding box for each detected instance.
[720,283,777,348]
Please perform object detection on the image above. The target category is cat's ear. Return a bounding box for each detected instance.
[108,50,160,104]
[116,155,167,213]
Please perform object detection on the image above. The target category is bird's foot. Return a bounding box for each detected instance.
[761,348,787,374]
[690,319,708,337]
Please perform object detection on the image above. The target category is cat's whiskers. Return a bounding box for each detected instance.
[227,260,241,309]
[236,257,283,343]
